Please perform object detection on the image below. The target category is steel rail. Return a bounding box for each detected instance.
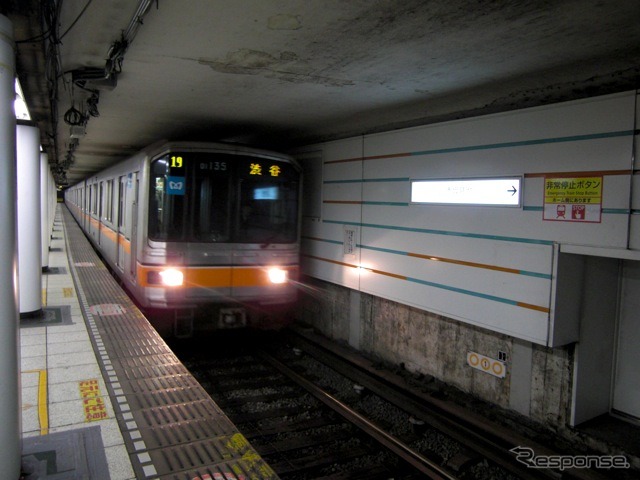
[283,331,546,480]
[256,349,459,480]
[283,328,613,480]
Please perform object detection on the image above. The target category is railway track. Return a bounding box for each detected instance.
[175,334,427,479]
[171,328,624,480]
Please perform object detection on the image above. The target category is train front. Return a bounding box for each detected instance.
[138,145,301,336]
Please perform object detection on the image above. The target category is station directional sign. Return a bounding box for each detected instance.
[411,177,522,206]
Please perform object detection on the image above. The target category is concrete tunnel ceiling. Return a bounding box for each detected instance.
[6,0,640,186]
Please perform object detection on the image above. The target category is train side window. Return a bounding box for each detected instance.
[91,184,98,215]
[98,182,103,219]
[118,176,126,229]
[105,179,114,222]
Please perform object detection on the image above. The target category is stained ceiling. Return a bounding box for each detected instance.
[5,0,640,186]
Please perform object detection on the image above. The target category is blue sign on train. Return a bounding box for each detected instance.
[166,176,186,195]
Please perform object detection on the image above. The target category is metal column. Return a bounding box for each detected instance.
[17,122,42,316]
[0,13,22,480]
[41,153,50,270]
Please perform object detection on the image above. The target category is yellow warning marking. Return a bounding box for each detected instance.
[239,451,278,478]
[63,287,74,298]
[79,379,108,422]
[468,353,479,367]
[38,370,48,434]
[225,433,278,478]
[42,288,47,306]
[467,351,506,378]
[23,369,49,435]
[225,432,250,454]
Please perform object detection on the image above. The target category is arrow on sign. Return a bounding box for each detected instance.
[411,177,522,205]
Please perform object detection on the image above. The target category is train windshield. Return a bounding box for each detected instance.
[148,152,299,243]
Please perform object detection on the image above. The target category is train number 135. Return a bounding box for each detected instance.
[200,161,227,171]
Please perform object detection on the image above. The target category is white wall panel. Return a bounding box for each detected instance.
[321,204,361,224]
[362,181,410,204]
[323,182,363,202]
[363,92,635,157]
[297,91,638,346]
[360,247,550,308]
[323,137,362,161]
[359,270,549,343]
[301,252,360,290]
[361,226,552,273]
[372,137,633,175]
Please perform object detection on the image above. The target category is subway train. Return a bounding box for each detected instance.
[65,141,301,337]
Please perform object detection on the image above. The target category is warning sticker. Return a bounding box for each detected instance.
[543,176,602,223]
[79,379,108,422]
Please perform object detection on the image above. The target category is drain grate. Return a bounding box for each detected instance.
[20,305,73,328]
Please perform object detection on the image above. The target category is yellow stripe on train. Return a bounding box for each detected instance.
[137,264,298,288]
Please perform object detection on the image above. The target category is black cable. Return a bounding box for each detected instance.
[63,105,84,126]
[59,0,93,41]
[86,92,100,117]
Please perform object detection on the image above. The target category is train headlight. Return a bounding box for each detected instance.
[267,267,288,284]
[158,268,184,287]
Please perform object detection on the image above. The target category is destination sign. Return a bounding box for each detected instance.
[411,177,522,206]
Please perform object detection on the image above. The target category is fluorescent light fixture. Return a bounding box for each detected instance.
[14,78,31,120]
[411,177,522,207]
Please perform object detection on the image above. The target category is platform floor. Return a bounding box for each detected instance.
[20,205,279,479]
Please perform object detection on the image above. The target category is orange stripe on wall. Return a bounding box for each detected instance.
[324,152,411,164]
[524,169,631,178]
[407,252,522,275]
[303,254,358,269]
[517,302,550,313]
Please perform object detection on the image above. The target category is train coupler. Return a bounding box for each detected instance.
[218,308,247,329]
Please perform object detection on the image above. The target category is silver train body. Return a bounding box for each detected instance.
[65,141,301,336]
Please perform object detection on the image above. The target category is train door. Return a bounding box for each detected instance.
[116,175,127,271]
[612,260,640,420]
[97,181,103,246]
[129,172,139,281]
[81,185,86,230]
[87,183,92,232]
